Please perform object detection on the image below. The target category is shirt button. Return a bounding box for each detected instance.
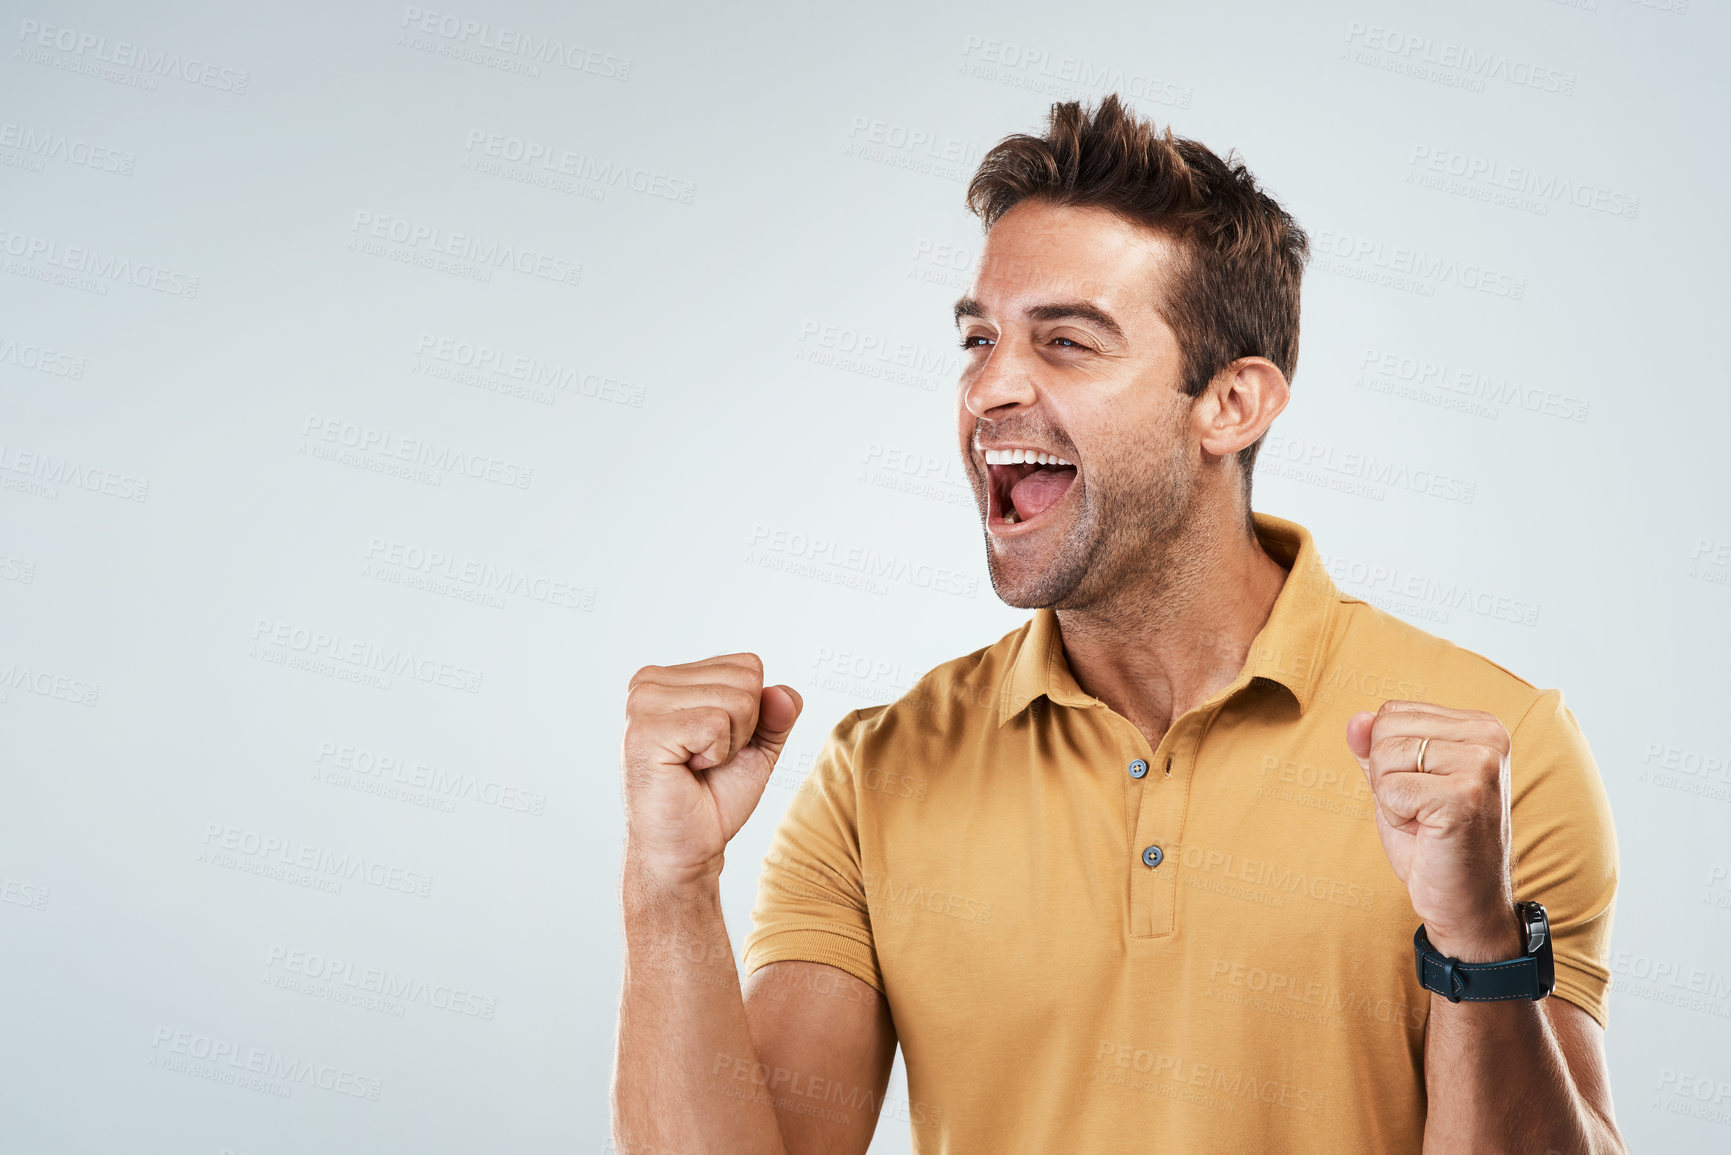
[1141,844,1164,868]
[1128,759,1149,779]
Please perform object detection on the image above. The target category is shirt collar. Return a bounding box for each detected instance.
[996,510,1340,727]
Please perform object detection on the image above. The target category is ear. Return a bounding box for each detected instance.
[1191,356,1290,462]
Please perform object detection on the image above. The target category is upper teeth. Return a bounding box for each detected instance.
[984,448,1073,467]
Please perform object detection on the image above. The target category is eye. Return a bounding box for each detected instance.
[959,334,992,350]
[1051,337,1090,351]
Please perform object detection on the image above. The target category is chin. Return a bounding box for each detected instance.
[989,584,1046,611]
[984,550,1081,610]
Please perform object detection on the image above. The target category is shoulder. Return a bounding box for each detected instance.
[822,618,1031,755]
[1328,593,1566,735]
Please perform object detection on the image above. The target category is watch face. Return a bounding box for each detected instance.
[1517,902,1556,997]
[1517,901,1549,954]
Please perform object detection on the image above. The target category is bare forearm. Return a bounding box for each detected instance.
[1422,929,1623,1154]
[1423,1003,1615,1152]
[612,858,789,1155]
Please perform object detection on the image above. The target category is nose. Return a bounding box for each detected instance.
[960,337,1038,420]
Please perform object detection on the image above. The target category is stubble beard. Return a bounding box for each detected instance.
[983,430,1197,614]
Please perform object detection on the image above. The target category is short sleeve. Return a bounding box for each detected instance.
[741,708,883,993]
[1508,688,1619,1028]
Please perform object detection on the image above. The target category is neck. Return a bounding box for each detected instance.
[1054,511,1289,749]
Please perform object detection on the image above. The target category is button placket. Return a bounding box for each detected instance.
[1129,721,1200,940]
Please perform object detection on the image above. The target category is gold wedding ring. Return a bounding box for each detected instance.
[1416,736,1430,774]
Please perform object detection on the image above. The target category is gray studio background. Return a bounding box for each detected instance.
[2,0,1726,1151]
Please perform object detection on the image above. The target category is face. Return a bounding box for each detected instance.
[954,199,1200,610]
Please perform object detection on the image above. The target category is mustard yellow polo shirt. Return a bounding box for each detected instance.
[742,510,1618,1153]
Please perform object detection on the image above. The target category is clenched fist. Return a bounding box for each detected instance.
[621,654,804,888]
[1346,699,1521,962]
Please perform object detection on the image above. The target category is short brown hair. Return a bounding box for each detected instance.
[964,93,1309,517]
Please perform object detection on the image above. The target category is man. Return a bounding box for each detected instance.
[612,94,1623,1153]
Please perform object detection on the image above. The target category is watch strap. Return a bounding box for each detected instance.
[1413,924,1555,1002]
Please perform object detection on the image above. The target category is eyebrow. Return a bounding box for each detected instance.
[952,297,1126,344]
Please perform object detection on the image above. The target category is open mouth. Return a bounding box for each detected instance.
[986,453,1079,533]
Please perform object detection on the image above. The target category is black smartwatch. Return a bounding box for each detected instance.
[1414,900,1555,1003]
